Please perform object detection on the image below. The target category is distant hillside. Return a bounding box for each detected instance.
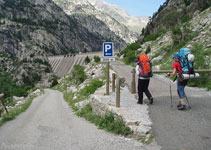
[52,0,138,44]
[0,0,125,89]
[139,0,211,41]
[88,0,149,34]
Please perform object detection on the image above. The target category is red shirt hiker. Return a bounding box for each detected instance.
[173,62,182,73]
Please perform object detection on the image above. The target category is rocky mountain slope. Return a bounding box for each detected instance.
[136,0,211,61]
[52,0,141,44]
[0,0,125,87]
[132,0,211,89]
[140,7,211,64]
[88,0,149,34]
[140,0,211,39]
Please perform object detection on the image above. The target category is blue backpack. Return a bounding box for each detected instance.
[179,48,194,74]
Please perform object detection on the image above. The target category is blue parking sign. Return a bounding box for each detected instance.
[103,42,113,57]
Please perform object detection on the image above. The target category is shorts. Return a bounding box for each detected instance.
[177,79,188,99]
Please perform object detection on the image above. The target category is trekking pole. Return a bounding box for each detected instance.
[169,78,173,108]
[185,93,191,109]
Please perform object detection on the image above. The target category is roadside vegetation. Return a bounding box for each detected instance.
[77,104,132,136]
[93,56,101,63]
[0,90,43,127]
[0,72,40,108]
[120,43,141,66]
[53,63,133,136]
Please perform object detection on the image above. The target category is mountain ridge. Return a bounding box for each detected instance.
[52,0,139,43]
[88,0,149,34]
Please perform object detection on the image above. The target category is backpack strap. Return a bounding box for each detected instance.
[139,61,145,76]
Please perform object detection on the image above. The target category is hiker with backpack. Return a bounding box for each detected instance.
[168,53,188,110]
[136,54,153,105]
[168,48,195,110]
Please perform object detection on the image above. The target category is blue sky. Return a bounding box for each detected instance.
[104,0,166,16]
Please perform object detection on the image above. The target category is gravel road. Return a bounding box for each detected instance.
[112,61,211,150]
[0,89,151,150]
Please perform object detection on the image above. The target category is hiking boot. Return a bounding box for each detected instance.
[177,102,182,108]
[177,104,186,110]
[149,97,153,104]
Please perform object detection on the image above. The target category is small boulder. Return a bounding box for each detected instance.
[13,96,24,102]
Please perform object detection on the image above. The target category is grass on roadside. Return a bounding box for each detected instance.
[137,133,153,145]
[0,94,37,127]
[77,104,133,136]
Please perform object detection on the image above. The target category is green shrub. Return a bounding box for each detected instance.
[171,26,183,46]
[13,88,28,97]
[120,43,141,56]
[79,79,104,97]
[77,104,133,136]
[201,1,211,11]
[94,56,100,63]
[181,15,192,23]
[125,43,141,50]
[71,65,87,85]
[51,78,58,87]
[160,10,181,27]
[68,49,77,54]
[171,26,182,35]
[0,73,31,98]
[45,67,51,73]
[144,34,157,42]
[123,50,137,65]
[85,56,91,64]
[143,27,167,42]
[120,43,143,65]
[145,45,151,54]
[184,0,191,6]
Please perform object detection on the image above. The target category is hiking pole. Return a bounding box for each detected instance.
[185,93,191,109]
[169,78,173,108]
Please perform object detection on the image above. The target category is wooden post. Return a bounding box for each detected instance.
[106,62,110,95]
[112,73,116,92]
[116,78,120,108]
[0,94,8,114]
[131,69,136,94]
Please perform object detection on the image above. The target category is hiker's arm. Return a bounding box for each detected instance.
[168,68,177,76]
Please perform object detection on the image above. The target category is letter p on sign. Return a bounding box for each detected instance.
[103,42,113,57]
[105,45,111,52]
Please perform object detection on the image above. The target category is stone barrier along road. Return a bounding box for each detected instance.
[0,89,150,150]
[111,61,211,150]
[48,52,103,77]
